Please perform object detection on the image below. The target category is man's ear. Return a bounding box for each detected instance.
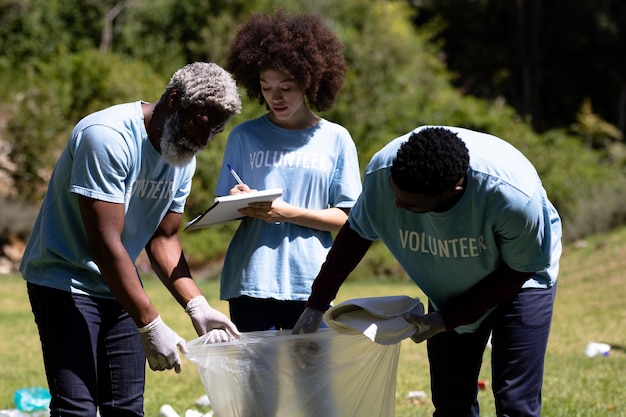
[453,176,466,192]
[167,89,182,109]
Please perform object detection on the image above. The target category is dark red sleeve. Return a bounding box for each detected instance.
[306,222,373,311]
[438,263,534,330]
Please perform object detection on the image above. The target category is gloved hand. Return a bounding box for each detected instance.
[292,307,324,334]
[138,315,186,373]
[403,309,446,343]
[185,295,240,342]
[292,307,324,369]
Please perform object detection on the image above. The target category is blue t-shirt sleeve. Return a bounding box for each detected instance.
[215,130,244,196]
[69,124,133,203]
[328,129,362,208]
[494,185,552,272]
[348,169,387,241]
[170,159,195,213]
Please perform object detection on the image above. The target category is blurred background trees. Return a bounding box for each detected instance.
[1,0,624,273]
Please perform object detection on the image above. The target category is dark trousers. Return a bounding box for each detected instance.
[428,285,557,417]
[228,295,308,332]
[28,283,145,417]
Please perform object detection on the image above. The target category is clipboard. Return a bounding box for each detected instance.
[185,188,283,231]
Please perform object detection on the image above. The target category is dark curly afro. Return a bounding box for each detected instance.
[226,9,347,112]
[390,127,470,194]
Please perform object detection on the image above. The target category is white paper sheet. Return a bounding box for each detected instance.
[184,188,283,230]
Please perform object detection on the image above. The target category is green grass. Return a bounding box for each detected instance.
[2,226,626,416]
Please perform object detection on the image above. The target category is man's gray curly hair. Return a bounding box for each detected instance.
[161,62,242,114]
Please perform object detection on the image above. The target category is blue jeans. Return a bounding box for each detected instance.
[428,285,557,417]
[27,283,145,417]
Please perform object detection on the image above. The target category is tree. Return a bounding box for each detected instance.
[2,0,624,264]
[5,50,164,202]
[408,0,626,135]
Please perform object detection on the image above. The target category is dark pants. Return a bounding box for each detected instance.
[428,285,557,417]
[27,283,145,417]
[228,295,308,331]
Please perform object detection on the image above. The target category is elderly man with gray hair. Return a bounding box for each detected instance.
[20,62,242,417]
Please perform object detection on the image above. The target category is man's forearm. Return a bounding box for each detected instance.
[306,222,373,311]
[439,263,534,330]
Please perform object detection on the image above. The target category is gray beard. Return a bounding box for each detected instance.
[159,112,198,167]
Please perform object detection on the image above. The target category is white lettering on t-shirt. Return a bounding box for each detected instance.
[131,179,174,200]
[249,150,332,172]
[398,229,487,258]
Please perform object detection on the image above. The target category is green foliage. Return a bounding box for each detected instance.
[408,0,626,136]
[327,1,455,163]
[523,124,626,241]
[5,50,165,202]
[1,0,625,266]
[114,0,254,77]
[571,99,624,153]
[0,0,104,68]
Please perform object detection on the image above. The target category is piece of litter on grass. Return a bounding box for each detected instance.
[407,390,426,399]
[159,404,179,417]
[184,410,213,417]
[0,410,49,417]
[195,394,210,407]
[407,390,428,406]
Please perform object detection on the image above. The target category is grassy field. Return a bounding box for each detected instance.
[1,226,626,416]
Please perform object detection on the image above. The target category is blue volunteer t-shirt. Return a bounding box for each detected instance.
[20,101,195,298]
[216,115,362,301]
[349,126,562,332]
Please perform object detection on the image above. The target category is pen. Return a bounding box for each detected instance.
[227,164,244,185]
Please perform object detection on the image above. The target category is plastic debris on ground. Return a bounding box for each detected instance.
[185,328,401,417]
[13,387,50,413]
[159,404,213,417]
[585,341,611,357]
[194,395,210,408]
[0,410,49,417]
[406,390,428,406]
[0,387,51,417]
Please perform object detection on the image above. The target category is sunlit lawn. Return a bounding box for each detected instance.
[2,227,626,416]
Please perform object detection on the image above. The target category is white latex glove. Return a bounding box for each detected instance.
[138,315,186,373]
[403,309,446,344]
[292,307,324,334]
[203,329,233,344]
[185,295,240,342]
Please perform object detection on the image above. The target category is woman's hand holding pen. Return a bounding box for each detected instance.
[229,183,255,195]
[226,163,291,224]
[226,164,257,194]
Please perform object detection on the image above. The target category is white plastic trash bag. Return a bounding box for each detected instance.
[185,328,400,417]
[324,295,423,345]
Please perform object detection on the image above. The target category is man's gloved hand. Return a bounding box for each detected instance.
[292,307,325,369]
[292,307,324,334]
[185,295,240,342]
[203,329,234,344]
[138,315,186,373]
[403,310,446,343]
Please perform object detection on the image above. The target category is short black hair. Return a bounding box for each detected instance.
[390,127,469,194]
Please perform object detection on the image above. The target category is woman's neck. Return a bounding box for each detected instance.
[268,107,321,130]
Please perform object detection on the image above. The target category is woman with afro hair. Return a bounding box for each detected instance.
[214,10,362,333]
